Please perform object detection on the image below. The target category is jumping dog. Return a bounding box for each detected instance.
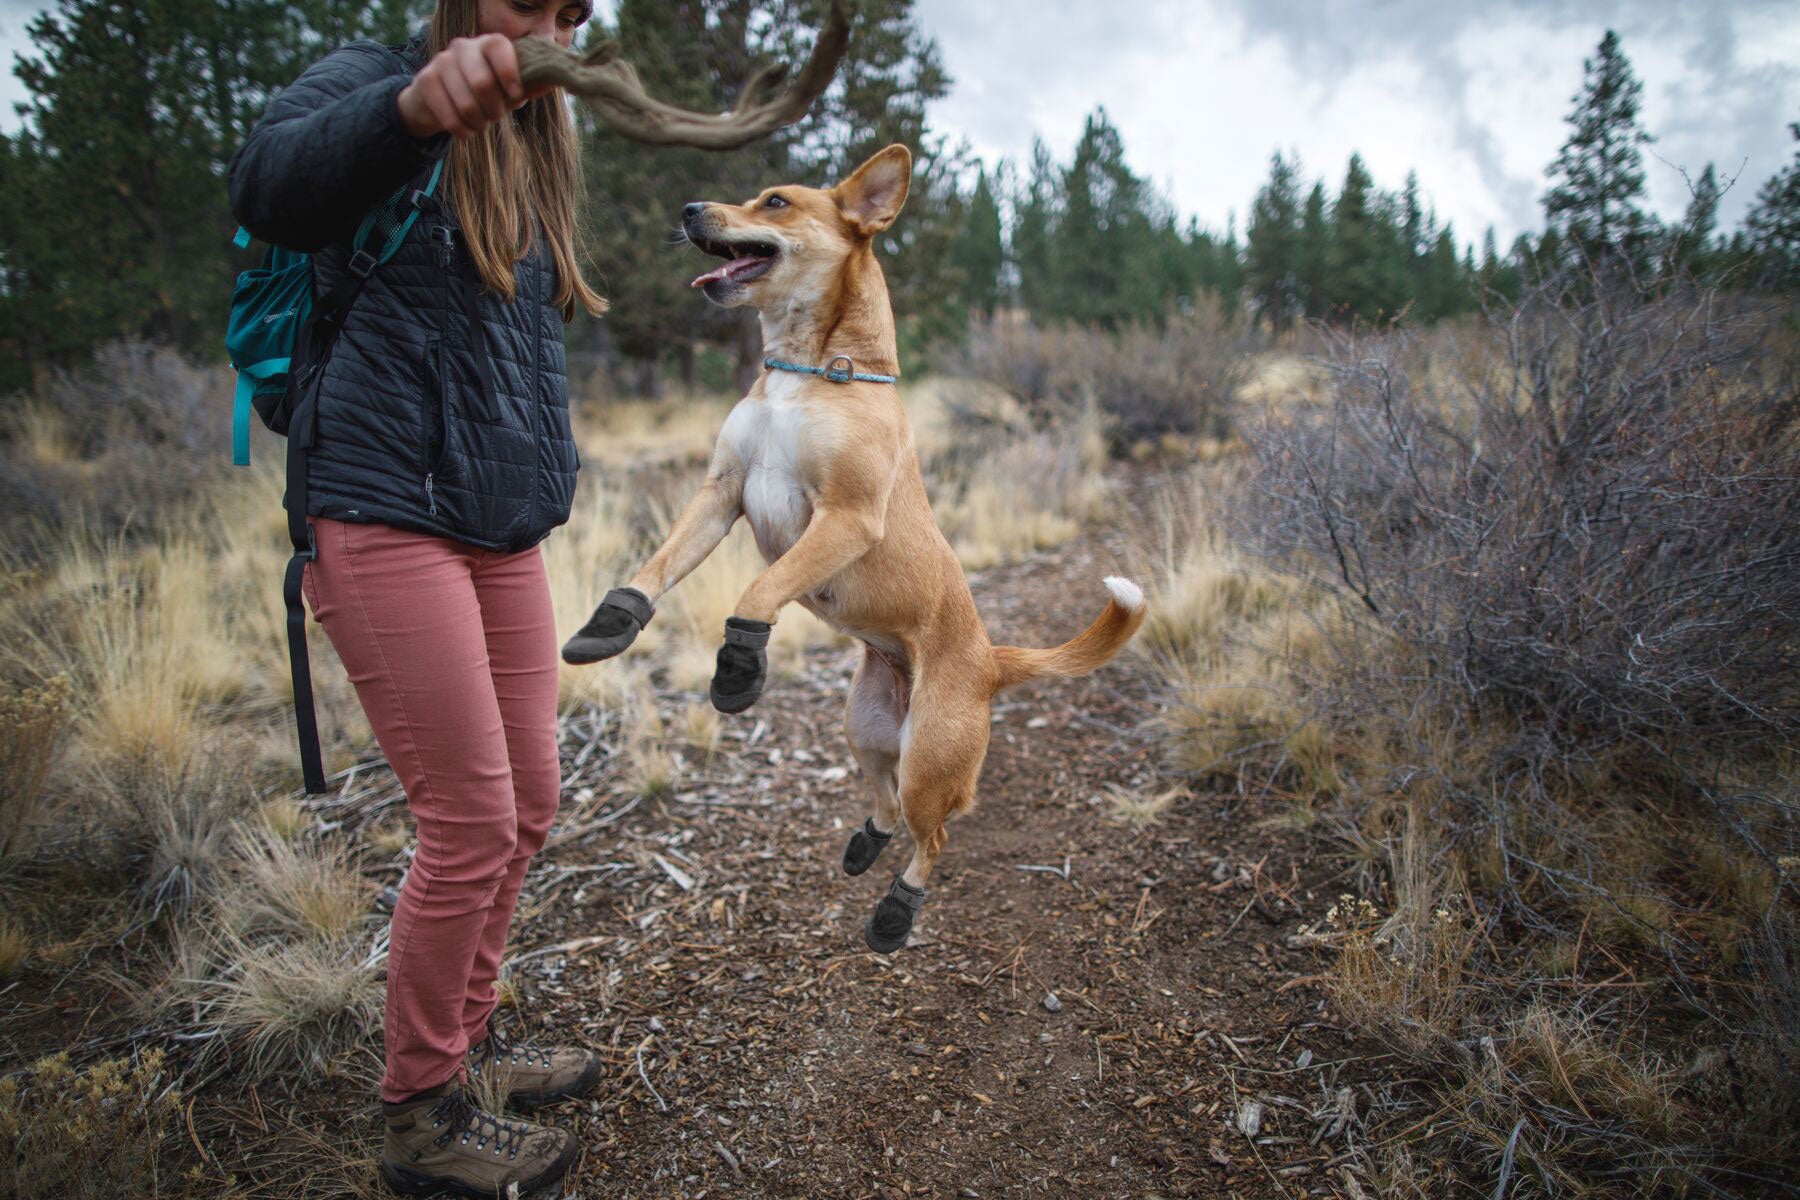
[563,144,1147,952]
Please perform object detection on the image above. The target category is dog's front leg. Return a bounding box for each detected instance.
[707,503,884,712]
[562,467,743,665]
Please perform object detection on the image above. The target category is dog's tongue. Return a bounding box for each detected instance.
[691,255,767,288]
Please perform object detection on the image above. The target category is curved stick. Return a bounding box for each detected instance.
[515,0,851,150]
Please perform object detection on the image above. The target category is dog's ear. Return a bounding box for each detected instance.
[834,144,912,238]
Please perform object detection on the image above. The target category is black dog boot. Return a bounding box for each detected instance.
[710,616,770,713]
[562,586,654,664]
[842,818,895,876]
[864,876,926,953]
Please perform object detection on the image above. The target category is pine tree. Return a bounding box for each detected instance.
[1744,122,1800,292]
[1328,153,1385,322]
[1296,180,1329,319]
[0,0,418,391]
[1011,138,1060,320]
[1044,108,1166,326]
[950,165,1003,318]
[1245,151,1302,330]
[1542,29,1655,274]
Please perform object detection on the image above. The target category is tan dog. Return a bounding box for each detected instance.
[563,143,1146,952]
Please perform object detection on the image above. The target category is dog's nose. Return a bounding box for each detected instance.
[683,202,707,223]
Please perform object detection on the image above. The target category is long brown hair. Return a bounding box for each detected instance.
[427,2,607,322]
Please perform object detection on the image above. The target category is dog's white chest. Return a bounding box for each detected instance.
[721,374,813,562]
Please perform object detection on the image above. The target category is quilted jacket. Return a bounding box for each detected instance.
[226,28,579,553]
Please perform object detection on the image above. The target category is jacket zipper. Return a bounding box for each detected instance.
[527,248,542,536]
[426,224,455,517]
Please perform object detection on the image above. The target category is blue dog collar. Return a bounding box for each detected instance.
[764,354,897,385]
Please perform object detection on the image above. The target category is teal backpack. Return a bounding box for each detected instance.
[226,158,442,464]
[224,158,442,794]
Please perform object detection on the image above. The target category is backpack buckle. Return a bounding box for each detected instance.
[347,248,377,277]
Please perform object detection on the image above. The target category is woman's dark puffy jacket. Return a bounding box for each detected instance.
[227,28,579,553]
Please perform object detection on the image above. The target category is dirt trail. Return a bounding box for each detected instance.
[506,486,1360,1199]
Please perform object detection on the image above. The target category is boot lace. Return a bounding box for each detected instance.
[426,1090,531,1160]
[470,1019,553,1072]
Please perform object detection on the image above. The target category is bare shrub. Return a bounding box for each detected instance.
[0,340,230,555]
[0,1048,182,1200]
[1185,278,1800,1191]
[1236,282,1800,937]
[943,301,1260,454]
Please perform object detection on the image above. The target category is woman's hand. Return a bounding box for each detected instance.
[396,35,553,140]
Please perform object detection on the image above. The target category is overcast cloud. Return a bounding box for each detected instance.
[3,0,1795,248]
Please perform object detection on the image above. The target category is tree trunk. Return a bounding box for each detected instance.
[633,354,662,399]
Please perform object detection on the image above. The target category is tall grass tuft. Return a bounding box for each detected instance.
[0,673,73,864]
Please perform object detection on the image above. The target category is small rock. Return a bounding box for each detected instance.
[1042,992,1063,1013]
[1236,1100,1264,1138]
[648,1016,665,1033]
[1295,1048,1313,1069]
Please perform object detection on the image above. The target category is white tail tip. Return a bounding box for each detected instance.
[1102,576,1145,612]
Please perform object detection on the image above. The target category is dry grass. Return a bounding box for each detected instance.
[6,397,78,468]
[221,826,369,942]
[0,912,28,978]
[928,407,1108,572]
[0,673,73,864]
[107,747,250,918]
[1324,891,1476,1060]
[573,389,733,470]
[256,795,310,841]
[1106,784,1185,828]
[619,702,677,801]
[679,699,723,760]
[542,469,641,712]
[192,929,383,1078]
[1141,479,1348,800]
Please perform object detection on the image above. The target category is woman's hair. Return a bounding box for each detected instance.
[427,1,608,322]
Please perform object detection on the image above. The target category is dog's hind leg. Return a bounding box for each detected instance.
[841,646,907,876]
[863,673,988,953]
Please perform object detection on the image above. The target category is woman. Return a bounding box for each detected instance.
[228,2,606,1193]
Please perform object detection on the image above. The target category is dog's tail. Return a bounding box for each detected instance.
[990,576,1147,693]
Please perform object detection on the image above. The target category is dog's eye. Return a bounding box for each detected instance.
[763,195,789,209]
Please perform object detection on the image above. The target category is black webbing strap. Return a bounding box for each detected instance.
[283,386,327,794]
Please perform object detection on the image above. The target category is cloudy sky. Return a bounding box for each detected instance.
[3,0,1796,247]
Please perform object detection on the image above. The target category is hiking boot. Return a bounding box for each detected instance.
[466,1019,603,1111]
[380,1085,576,1198]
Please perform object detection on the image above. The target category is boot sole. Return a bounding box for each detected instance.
[380,1133,577,1198]
[508,1056,604,1112]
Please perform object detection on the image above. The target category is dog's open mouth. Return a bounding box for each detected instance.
[689,235,779,289]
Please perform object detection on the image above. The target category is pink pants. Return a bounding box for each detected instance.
[301,515,562,1102]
